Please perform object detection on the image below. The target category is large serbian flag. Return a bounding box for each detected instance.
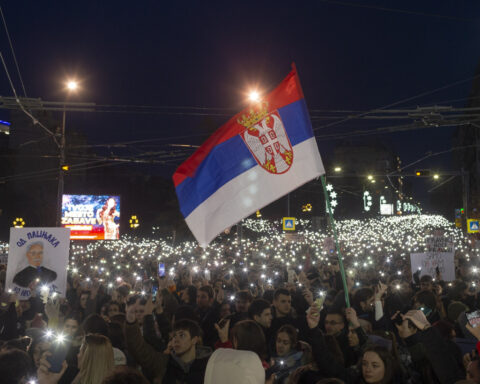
[173,65,325,247]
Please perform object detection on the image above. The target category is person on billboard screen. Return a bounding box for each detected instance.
[96,197,120,239]
[13,242,57,288]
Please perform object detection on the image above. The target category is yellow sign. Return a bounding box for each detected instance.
[129,215,139,228]
[455,218,462,228]
[468,219,479,233]
[13,218,25,228]
[282,217,296,231]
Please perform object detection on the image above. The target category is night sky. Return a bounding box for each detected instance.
[1,1,480,210]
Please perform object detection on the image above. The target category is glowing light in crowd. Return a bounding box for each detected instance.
[0,215,472,296]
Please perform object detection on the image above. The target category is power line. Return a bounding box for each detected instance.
[94,103,237,112]
[0,6,27,97]
[319,0,478,22]
[392,144,480,174]
[68,133,210,148]
[312,73,480,132]
[0,159,105,182]
[0,52,58,144]
[314,118,478,141]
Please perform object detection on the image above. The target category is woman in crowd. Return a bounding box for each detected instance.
[269,324,310,383]
[38,333,114,384]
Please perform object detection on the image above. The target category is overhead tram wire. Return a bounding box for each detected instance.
[1,147,195,183]
[392,144,480,175]
[312,73,480,132]
[68,133,211,149]
[0,6,27,97]
[314,117,480,142]
[0,159,108,182]
[318,0,478,23]
[3,155,190,184]
[0,52,58,145]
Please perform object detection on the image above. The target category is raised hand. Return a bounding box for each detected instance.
[143,295,155,316]
[214,319,230,343]
[45,297,60,322]
[306,304,320,329]
[345,307,360,329]
[126,296,138,323]
[37,351,67,384]
[374,282,388,300]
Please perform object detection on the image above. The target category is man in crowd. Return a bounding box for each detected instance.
[125,299,212,383]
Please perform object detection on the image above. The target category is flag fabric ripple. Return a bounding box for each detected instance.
[173,66,325,247]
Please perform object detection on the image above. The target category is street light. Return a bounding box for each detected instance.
[367,175,373,180]
[66,80,78,91]
[433,174,439,180]
[248,90,260,103]
[334,167,342,172]
[56,79,80,227]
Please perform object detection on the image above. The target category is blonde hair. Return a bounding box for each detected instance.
[76,334,114,384]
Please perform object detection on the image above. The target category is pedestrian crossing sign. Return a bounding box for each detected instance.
[283,217,296,231]
[468,219,480,233]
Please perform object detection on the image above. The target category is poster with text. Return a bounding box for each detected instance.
[61,195,120,240]
[410,252,455,282]
[5,228,70,300]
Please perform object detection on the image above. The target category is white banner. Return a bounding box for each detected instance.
[410,252,455,282]
[5,228,70,300]
[426,230,454,253]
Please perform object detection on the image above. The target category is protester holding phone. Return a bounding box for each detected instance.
[38,333,114,384]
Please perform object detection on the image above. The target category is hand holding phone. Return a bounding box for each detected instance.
[467,310,480,328]
[158,263,165,278]
[46,336,71,373]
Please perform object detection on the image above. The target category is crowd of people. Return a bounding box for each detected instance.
[0,214,480,383]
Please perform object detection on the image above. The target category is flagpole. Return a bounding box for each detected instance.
[320,175,350,307]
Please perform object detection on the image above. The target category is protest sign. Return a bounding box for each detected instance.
[5,228,70,300]
[426,230,454,253]
[410,252,455,282]
[284,233,304,243]
[323,237,335,253]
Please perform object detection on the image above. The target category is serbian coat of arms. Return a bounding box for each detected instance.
[238,103,294,174]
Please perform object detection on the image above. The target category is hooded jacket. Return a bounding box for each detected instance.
[204,348,265,384]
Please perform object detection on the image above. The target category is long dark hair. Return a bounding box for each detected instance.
[232,320,266,361]
[360,345,399,384]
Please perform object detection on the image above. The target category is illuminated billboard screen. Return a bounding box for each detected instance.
[61,195,120,240]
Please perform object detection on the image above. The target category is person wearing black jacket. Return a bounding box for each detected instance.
[248,299,273,355]
[395,310,465,384]
[195,285,221,348]
[305,305,405,384]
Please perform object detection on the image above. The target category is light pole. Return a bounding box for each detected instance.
[55,80,78,227]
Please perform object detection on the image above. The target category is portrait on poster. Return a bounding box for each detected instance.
[5,228,70,300]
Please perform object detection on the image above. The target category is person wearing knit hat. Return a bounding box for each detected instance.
[204,348,266,384]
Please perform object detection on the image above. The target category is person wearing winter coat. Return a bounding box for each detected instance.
[125,300,212,384]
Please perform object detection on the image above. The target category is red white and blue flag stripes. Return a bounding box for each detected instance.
[173,66,325,247]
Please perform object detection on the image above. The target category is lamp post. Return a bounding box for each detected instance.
[55,80,78,227]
